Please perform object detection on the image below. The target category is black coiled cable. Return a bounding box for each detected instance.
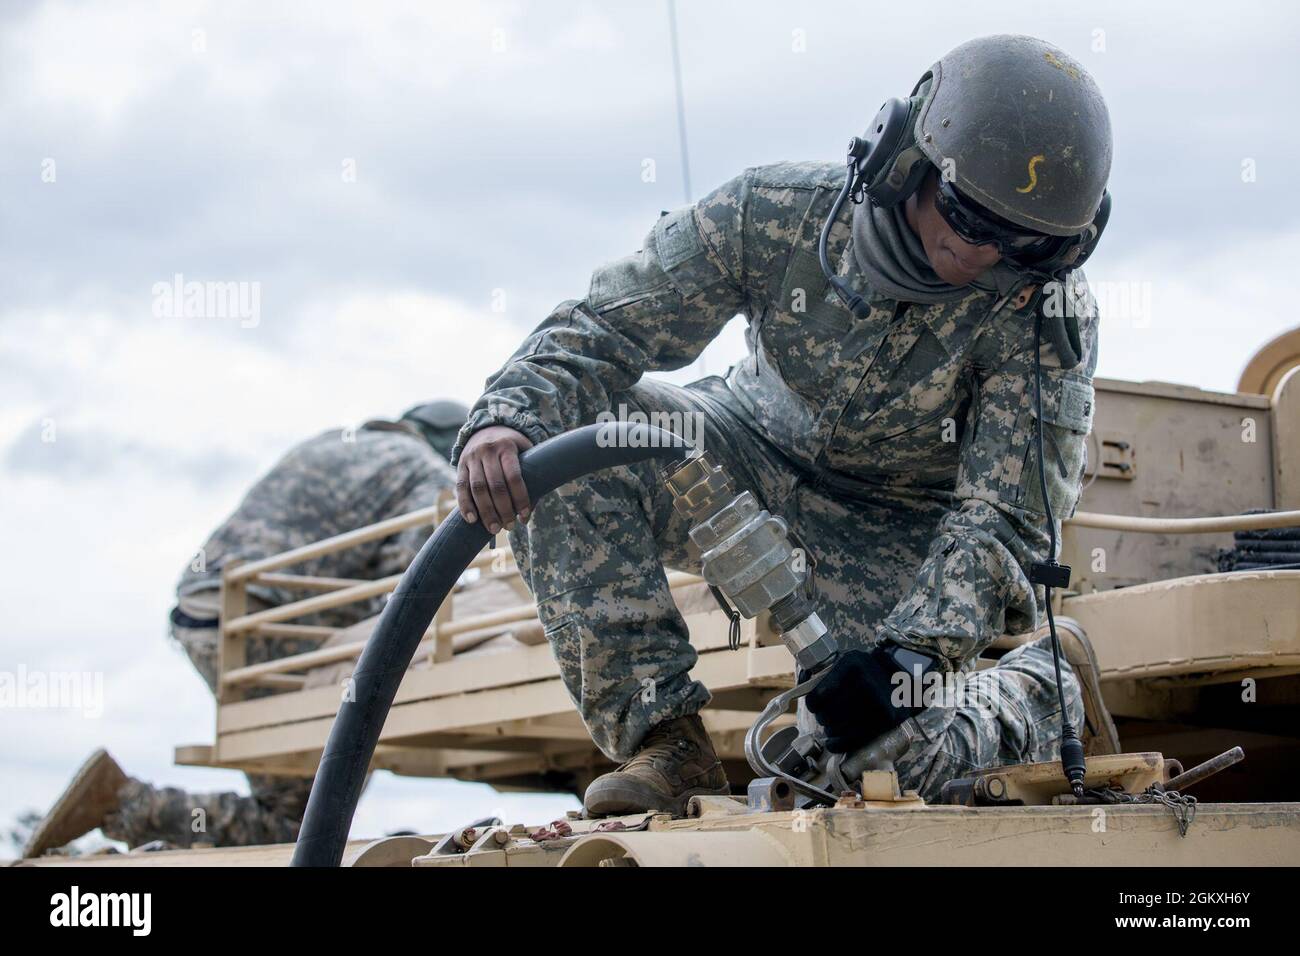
[1031,311,1088,796]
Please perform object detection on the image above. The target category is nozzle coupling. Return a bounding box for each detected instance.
[663,453,837,670]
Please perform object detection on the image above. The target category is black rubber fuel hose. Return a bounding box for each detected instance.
[290,421,688,867]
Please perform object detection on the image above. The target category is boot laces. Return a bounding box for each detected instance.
[620,726,695,775]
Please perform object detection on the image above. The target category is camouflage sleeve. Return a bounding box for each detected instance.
[877,278,1100,667]
[450,174,752,462]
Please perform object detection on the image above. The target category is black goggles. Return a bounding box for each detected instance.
[933,179,1058,260]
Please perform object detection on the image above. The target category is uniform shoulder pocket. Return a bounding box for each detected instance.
[588,206,724,313]
[588,247,672,312]
[653,206,725,299]
[1035,370,1094,434]
[1022,368,1095,517]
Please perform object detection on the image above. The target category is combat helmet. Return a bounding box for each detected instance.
[401,400,470,460]
[914,34,1112,236]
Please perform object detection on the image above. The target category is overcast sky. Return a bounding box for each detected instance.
[2,0,1298,849]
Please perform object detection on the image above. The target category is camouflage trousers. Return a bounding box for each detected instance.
[512,377,966,761]
[102,775,310,849]
[797,632,1084,801]
[102,589,317,848]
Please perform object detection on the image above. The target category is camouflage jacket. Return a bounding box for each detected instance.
[455,162,1099,662]
[179,424,456,624]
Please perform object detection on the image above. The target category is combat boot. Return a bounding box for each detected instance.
[584,713,729,817]
[23,748,129,858]
[1034,616,1122,756]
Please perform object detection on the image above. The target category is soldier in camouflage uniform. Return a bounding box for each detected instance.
[453,35,1118,815]
[171,402,467,689]
[23,403,467,856]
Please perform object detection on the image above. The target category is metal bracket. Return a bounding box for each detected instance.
[1085,429,1137,481]
[429,815,503,855]
[746,777,797,812]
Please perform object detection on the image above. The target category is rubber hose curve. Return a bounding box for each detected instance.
[290,422,688,866]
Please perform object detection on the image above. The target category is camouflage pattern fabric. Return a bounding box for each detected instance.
[170,590,291,691]
[105,608,317,848]
[134,592,391,850]
[102,773,311,849]
[179,422,456,628]
[508,376,951,759]
[896,633,1085,800]
[457,162,1099,774]
[112,424,456,849]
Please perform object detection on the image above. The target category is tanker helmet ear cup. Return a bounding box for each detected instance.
[849,98,911,187]
[1071,190,1112,271]
[1023,189,1113,277]
[847,96,930,209]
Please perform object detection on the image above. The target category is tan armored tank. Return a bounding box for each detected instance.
[19,336,1300,868]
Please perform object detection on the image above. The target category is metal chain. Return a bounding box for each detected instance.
[1084,784,1198,837]
[707,585,743,651]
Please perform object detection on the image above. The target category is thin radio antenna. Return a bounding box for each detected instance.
[666,0,692,204]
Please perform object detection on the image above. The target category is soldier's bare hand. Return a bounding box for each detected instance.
[457,426,534,534]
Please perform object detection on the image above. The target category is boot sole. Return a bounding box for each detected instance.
[584,780,730,819]
[23,748,126,858]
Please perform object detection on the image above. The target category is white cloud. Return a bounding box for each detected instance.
[1088,228,1300,392]
[0,287,545,840]
[0,289,521,475]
